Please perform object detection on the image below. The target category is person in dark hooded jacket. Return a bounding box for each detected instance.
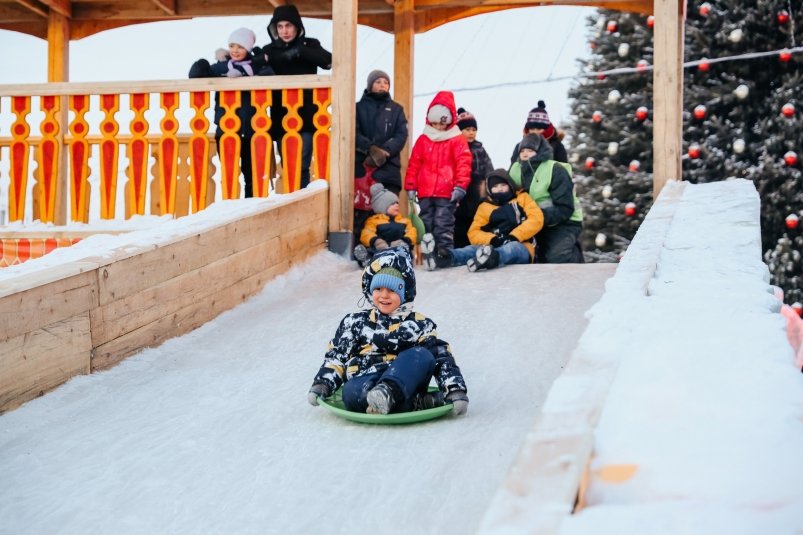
[250,4,332,188]
[306,248,469,416]
[421,169,543,272]
[509,133,584,263]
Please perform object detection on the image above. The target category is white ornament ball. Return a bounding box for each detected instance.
[728,28,743,43]
[602,184,613,198]
[733,138,746,154]
[596,17,607,29]
[607,89,622,103]
[618,43,630,57]
[734,84,749,100]
[607,142,620,156]
[569,152,580,163]
[595,233,607,247]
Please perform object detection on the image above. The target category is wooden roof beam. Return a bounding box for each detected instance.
[14,0,48,18]
[149,0,175,16]
[40,0,71,17]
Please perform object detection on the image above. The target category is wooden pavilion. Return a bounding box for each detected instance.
[0,0,684,251]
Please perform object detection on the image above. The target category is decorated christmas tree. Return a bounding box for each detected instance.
[567,2,803,302]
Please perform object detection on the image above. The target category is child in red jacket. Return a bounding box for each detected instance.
[404,91,471,253]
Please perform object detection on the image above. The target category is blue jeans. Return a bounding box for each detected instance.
[450,241,531,266]
[342,347,435,413]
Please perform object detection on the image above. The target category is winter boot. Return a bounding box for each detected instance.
[420,233,437,271]
[366,382,396,414]
[434,247,454,269]
[467,245,500,272]
[353,245,370,268]
[412,390,445,411]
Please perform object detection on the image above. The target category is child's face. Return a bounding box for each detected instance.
[461,127,477,142]
[520,147,536,161]
[229,43,248,61]
[491,182,510,195]
[386,202,400,217]
[371,78,390,94]
[372,287,401,314]
[277,21,298,42]
[430,122,448,131]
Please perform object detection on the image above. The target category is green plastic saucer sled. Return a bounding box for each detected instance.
[318,386,453,425]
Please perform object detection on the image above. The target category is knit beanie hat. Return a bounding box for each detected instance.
[519,133,542,153]
[370,182,399,215]
[427,104,453,126]
[525,100,551,130]
[367,69,391,92]
[456,107,478,130]
[229,28,256,52]
[370,267,406,303]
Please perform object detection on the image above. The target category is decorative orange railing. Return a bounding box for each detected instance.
[0,76,332,225]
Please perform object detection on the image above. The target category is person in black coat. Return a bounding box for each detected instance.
[250,4,332,188]
[189,28,272,198]
[453,108,494,248]
[353,69,409,244]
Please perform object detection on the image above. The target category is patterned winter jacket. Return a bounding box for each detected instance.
[311,247,467,397]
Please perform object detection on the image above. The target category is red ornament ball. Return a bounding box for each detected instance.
[592,111,603,123]
[792,302,803,317]
[782,103,795,118]
[629,160,641,172]
[637,59,649,73]
[786,214,799,230]
[596,73,607,80]
[780,49,792,62]
[688,144,702,159]
[778,10,790,25]
[585,157,596,170]
[693,105,707,120]
[699,2,712,16]
[698,59,710,72]
[635,106,649,121]
[647,15,655,28]
[607,20,618,33]
[624,202,637,217]
[784,151,798,166]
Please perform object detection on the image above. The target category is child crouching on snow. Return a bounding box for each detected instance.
[353,183,417,268]
[307,248,469,415]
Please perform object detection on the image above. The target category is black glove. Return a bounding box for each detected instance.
[450,186,467,203]
[307,383,331,406]
[490,235,506,248]
[502,235,519,246]
[250,46,270,70]
[446,391,469,416]
[188,58,212,78]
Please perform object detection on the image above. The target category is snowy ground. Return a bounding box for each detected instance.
[0,253,613,534]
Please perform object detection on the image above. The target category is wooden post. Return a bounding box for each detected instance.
[328,0,358,256]
[395,0,415,214]
[47,11,70,225]
[652,0,685,199]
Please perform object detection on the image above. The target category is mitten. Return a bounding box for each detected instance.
[189,58,213,78]
[307,383,331,406]
[251,46,269,70]
[407,191,417,204]
[215,48,228,62]
[368,145,389,168]
[490,235,505,248]
[389,239,410,251]
[226,60,244,78]
[502,235,519,246]
[446,391,469,416]
[450,186,466,203]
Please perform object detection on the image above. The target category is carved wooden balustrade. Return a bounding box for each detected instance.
[0,76,332,226]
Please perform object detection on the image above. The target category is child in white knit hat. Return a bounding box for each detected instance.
[189,27,274,198]
[353,183,417,268]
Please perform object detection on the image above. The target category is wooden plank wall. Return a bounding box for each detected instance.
[0,188,328,413]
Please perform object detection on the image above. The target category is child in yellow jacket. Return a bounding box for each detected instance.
[353,183,418,268]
